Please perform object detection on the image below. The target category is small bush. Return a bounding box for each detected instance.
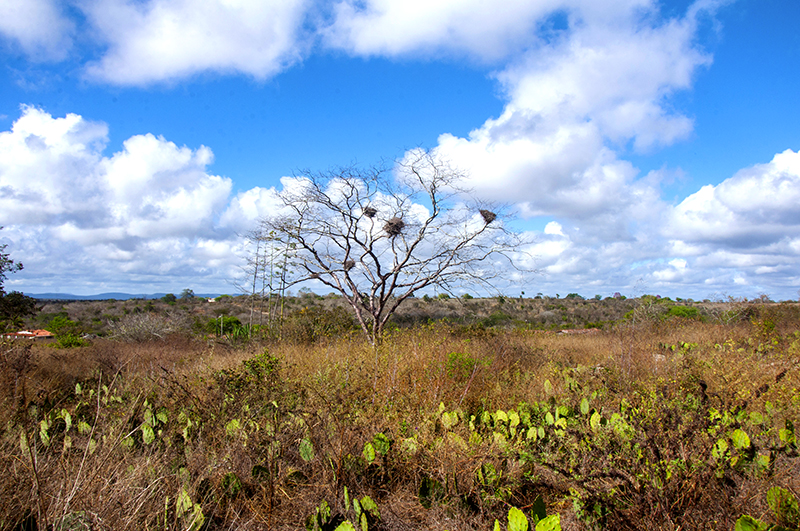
[108,312,190,342]
[281,306,355,343]
[53,333,89,348]
[204,316,243,336]
[482,312,512,327]
[666,305,700,319]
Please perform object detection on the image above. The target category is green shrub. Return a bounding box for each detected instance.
[666,305,700,319]
[204,316,243,335]
[46,313,81,335]
[481,312,512,327]
[53,333,89,348]
[46,313,88,346]
[216,349,281,395]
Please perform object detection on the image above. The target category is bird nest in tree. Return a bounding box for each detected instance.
[363,206,377,218]
[344,260,356,272]
[384,217,405,236]
[480,209,497,224]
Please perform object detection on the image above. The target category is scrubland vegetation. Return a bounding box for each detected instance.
[1,296,799,530]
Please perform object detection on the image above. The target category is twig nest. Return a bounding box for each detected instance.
[344,260,355,272]
[479,209,497,224]
[363,206,377,218]
[384,217,405,236]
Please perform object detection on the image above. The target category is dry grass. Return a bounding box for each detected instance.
[1,303,799,530]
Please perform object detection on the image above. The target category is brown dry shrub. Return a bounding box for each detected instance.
[106,311,192,342]
[0,309,798,530]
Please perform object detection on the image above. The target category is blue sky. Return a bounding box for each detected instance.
[1,0,799,300]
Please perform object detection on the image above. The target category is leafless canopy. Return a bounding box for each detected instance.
[258,150,529,344]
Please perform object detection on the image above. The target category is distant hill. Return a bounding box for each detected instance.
[26,292,224,301]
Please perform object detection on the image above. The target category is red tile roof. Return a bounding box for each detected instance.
[2,329,55,339]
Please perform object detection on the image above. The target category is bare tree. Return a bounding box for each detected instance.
[258,151,529,344]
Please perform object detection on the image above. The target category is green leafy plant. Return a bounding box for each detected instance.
[306,488,381,531]
[493,505,561,531]
[176,487,205,531]
[735,487,800,531]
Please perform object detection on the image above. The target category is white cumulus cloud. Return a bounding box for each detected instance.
[3,0,797,299]
[0,106,240,293]
[323,0,557,61]
[0,0,74,60]
[667,149,800,248]
[219,185,285,233]
[82,0,310,85]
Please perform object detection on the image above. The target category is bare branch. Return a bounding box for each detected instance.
[254,153,533,344]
